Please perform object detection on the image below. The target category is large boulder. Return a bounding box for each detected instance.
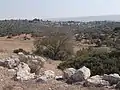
[71,66,91,82]
[4,57,20,69]
[103,73,120,85]
[16,62,35,81]
[87,75,110,87]
[18,54,45,75]
[63,68,76,79]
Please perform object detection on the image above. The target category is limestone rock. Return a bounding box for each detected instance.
[63,68,76,79]
[18,52,24,55]
[8,69,16,76]
[36,70,55,82]
[87,75,110,87]
[36,75,48,83]
[44,70,55,79]
[16,62,35,81]
[4,57,20,69]
[71,66,91,82]
[103,73,120,85]
[55,76,63,80]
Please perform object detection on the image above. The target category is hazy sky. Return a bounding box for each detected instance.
[0,0,120,19]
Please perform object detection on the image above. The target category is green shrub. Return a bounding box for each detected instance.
[33,32,73,60]
[76,48,91,57]
[90,47,111,54]
[58,50,120,76]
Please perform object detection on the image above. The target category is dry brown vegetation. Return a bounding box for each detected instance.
[0,37,34,59]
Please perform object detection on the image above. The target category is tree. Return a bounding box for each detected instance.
[34,32,73,60]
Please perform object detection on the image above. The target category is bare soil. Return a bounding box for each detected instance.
[0,37,33,59]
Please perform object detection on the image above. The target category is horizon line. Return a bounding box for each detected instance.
[0,14,120,21]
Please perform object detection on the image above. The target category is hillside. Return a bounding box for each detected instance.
[0,19,120,37]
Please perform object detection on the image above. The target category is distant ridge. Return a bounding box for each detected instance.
[48,15,120,22]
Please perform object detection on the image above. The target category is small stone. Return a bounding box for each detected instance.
[18,52,24,55]
[48,88,52,90]
[0,79,3,81]
[55,76,63,81]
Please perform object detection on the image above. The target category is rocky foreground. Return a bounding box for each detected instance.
[0,53,119,90]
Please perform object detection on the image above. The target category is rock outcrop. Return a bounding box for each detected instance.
[16,62,35,81]
[1,52,120,90]
[18,53,45,75]
[0,53,46,81]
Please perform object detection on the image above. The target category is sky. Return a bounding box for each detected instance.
[0,0,120,19]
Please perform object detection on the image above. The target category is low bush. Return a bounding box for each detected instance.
[58,50,120,76]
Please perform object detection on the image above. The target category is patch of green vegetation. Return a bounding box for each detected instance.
[58,50,120,76]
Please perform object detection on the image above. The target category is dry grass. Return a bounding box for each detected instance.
[0,37,34,59]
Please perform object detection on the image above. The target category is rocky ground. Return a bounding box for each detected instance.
[0,63,113,90]
[0,68,110,90]
[0,53,117,90]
